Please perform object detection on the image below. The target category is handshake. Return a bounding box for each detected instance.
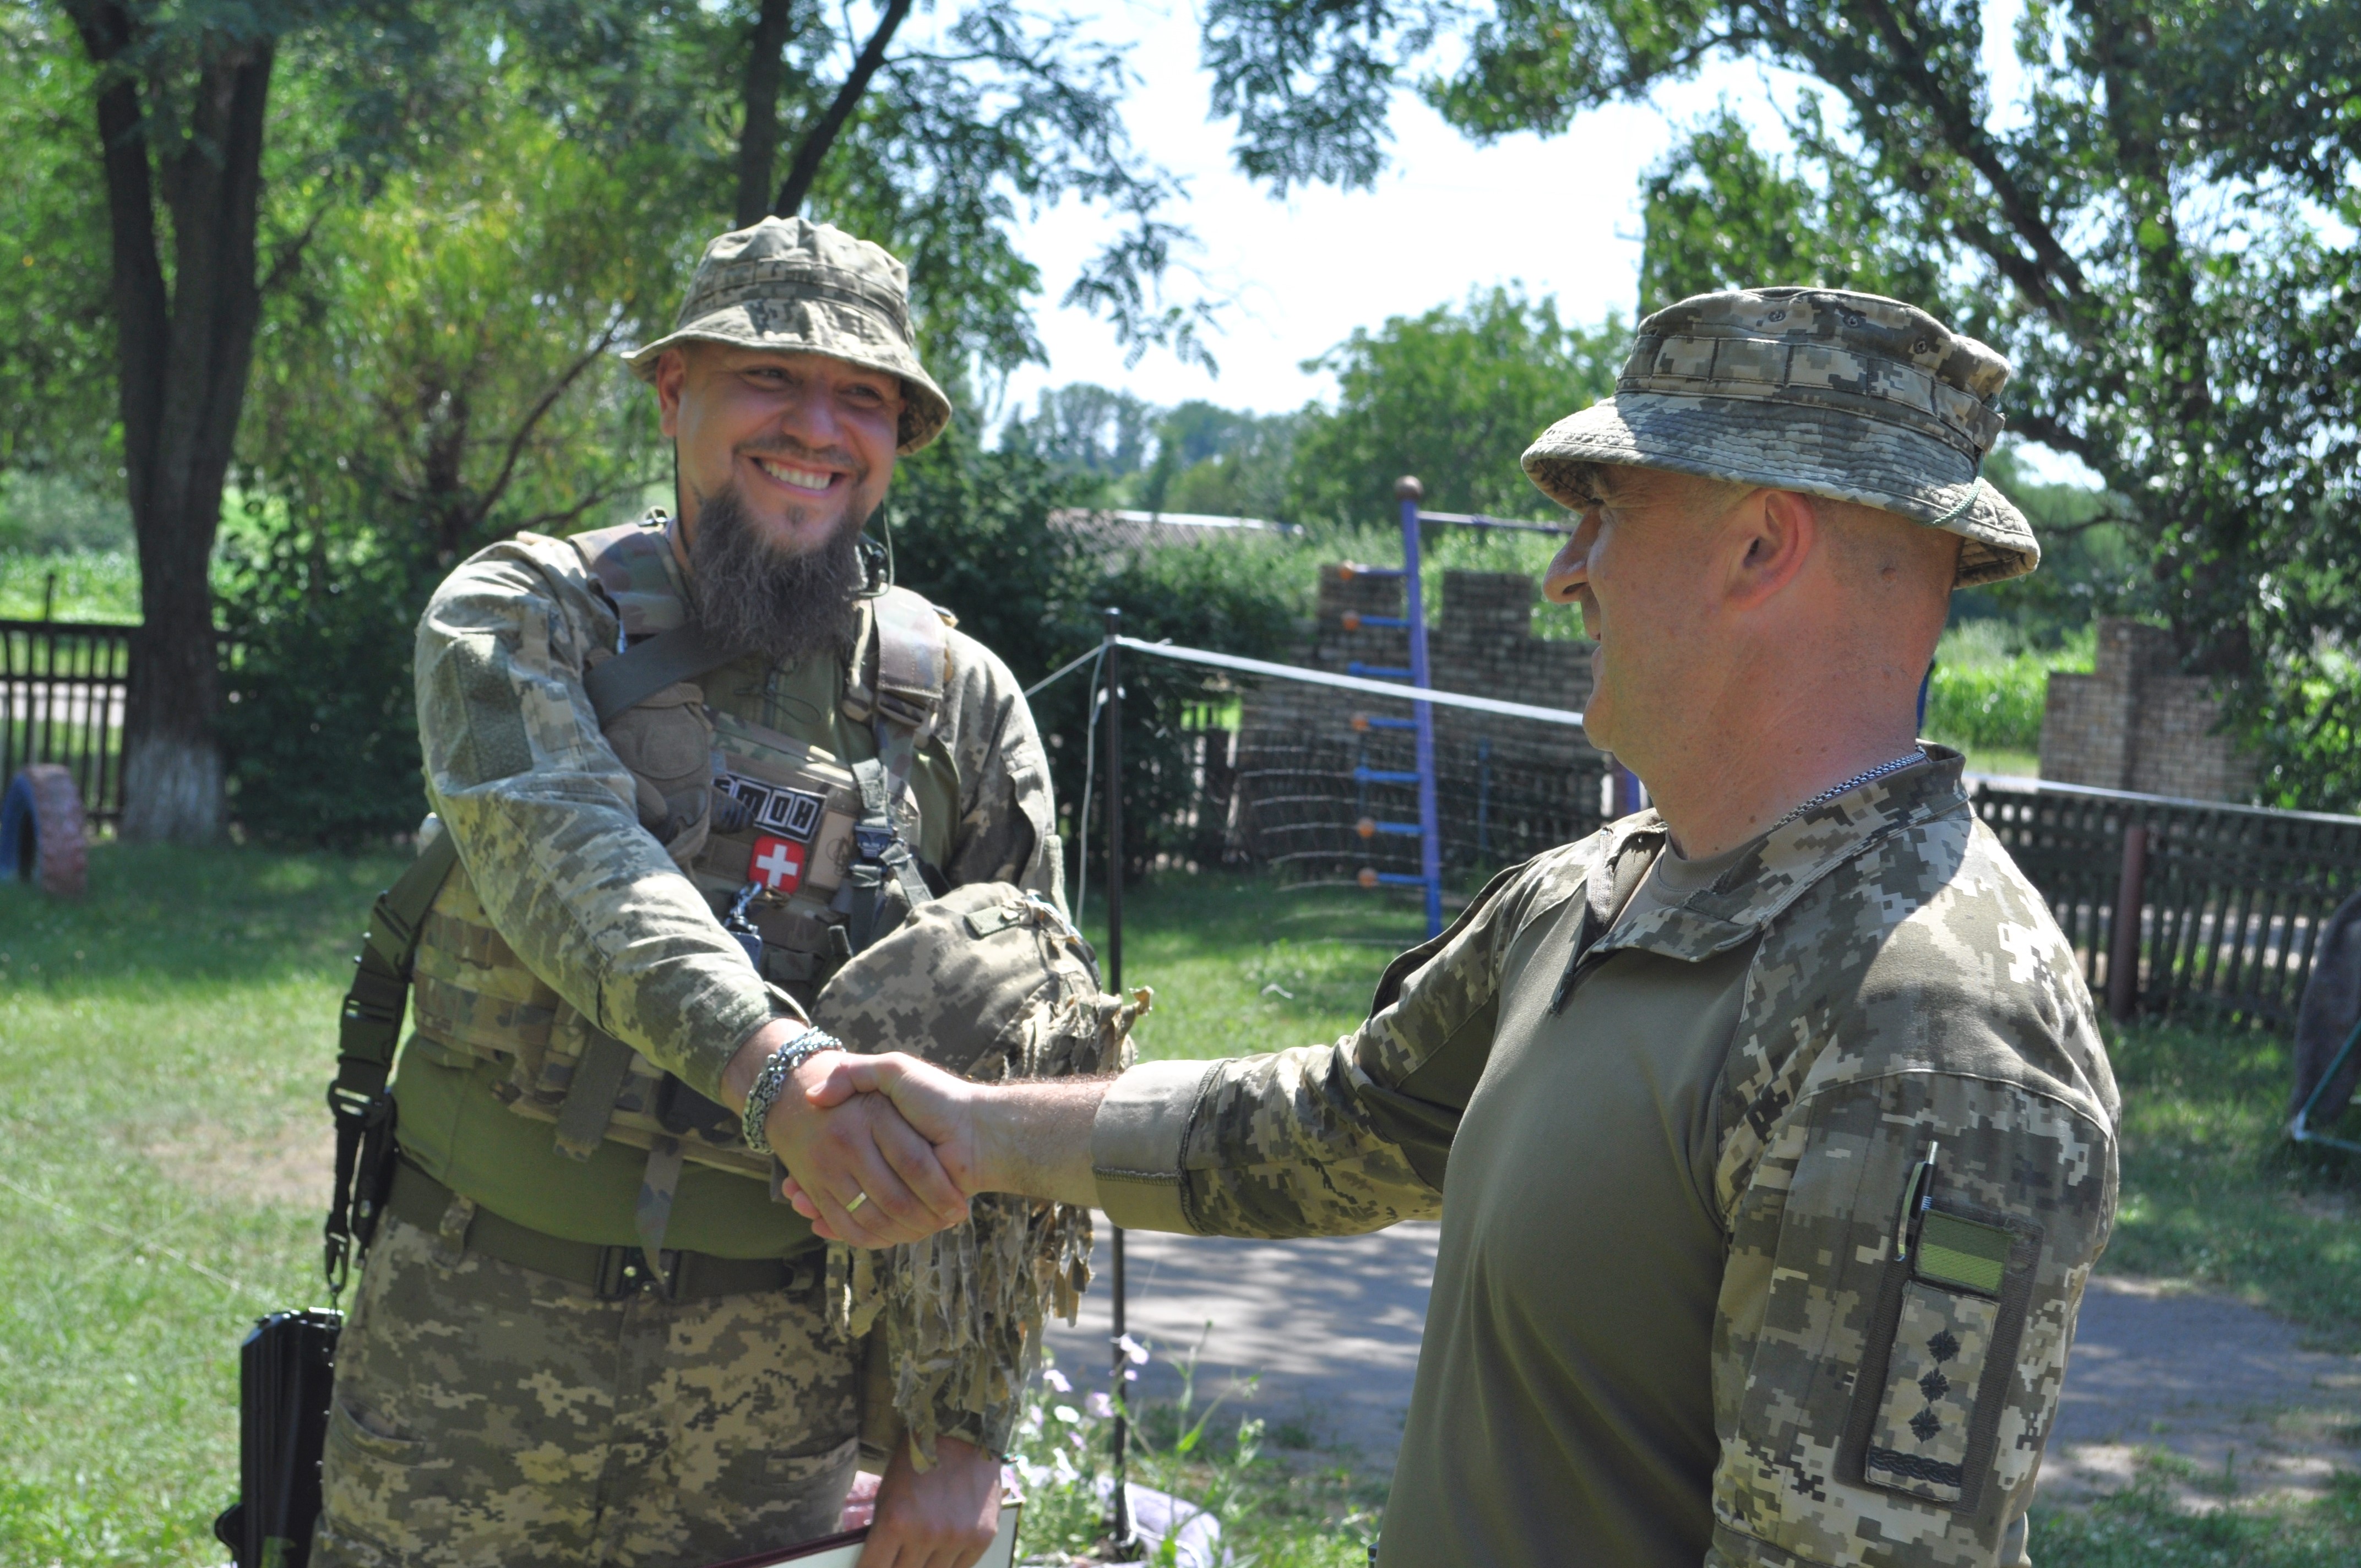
[722,1019,1106,1250]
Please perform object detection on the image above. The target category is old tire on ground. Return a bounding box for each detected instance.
[2292,888,2361,1123]
[1,764,89,898]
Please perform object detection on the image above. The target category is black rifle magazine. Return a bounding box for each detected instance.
[214,1309,342,1568]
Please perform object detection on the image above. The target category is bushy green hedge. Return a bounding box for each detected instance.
[1923,632,2095,754]
[213,525,434,846]
[1925,657,2054,751]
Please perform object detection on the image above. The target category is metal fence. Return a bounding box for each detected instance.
[1228,728,1611,885]
[1137,712,2361,1033]
[1971,776,2361,1032]
[3,619,133,826]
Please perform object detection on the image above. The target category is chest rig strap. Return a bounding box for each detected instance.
[838,586,950,956]
[324,609,746,1301]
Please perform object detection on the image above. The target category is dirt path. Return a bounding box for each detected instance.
[1042,1223,2361,1506]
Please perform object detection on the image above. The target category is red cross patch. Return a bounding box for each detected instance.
[749,835,805,895]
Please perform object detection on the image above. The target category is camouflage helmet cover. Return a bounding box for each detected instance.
[623,216,953,454]
[1520,287,2039,586]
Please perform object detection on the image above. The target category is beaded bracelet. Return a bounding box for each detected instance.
[740,1028,844,1155]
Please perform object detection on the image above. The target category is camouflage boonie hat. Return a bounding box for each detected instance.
[623,216,952,454]
[1521,287,2038,586]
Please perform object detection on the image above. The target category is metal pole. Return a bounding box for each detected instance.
[2107,824,2149,1022]
[1396,477,1441,938]
[1101,606,1140,1558]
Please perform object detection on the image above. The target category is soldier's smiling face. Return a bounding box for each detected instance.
[656,344,906,556]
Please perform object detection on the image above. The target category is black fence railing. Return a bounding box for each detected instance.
[1129,709,2361,1033]
[1971,776,2361,1033]
[3,619,134,826]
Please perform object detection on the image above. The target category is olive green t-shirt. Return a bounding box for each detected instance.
[1384,837,1759,1565]
[392,648,959,1258]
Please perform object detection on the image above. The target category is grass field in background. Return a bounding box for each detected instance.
[0,845,402,1565]
[0,550,142,623]
[4,847,2360,1562]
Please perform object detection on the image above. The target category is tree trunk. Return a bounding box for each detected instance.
[71,5,276,841]
[735,0,797,229]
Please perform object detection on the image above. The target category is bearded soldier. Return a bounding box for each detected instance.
[312,217,1069,1568]
[799,290,2122,1567]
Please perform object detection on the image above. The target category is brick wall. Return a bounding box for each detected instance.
[1238,565,1597,763]
[1231,565,1608,872]
[2038,618,2254,802]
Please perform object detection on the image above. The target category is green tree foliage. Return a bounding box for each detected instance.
[0,24,115,480]
[1201,0,2361,809]
[1286,286,1622,524]
[1001,384,1164,492]
[1149,405,1300,520]
[888,421,1303,883]
[5,0,1233,841]
[1638,101,1944,313]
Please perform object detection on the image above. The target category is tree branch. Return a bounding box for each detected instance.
[260,197,331,295]
[63,0,169,522]
[509,473,656,538]
[465,313,629,535]
[1773,0,2090,326]
[2006,408,2105,469]
[773,0,913,216]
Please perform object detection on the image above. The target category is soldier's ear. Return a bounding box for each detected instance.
[1726,489,1817,611]
[654,349,692,437]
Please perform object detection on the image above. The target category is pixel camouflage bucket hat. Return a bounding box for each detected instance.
[624,216,953,454]
[1520,287,2039,586]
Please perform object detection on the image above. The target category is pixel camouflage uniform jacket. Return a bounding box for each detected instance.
[1092,753,2119,1566]
[410,525,1063,1453]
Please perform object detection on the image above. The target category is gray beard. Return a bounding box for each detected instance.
[687,483,867,665]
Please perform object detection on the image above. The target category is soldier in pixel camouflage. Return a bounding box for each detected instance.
[311,217,1070,1568]
[793,288,2122,1567]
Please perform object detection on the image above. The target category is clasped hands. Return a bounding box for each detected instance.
[721,1019,1008,1250]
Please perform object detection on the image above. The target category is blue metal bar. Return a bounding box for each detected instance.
[1401,480,1443,938]
[1342,613,1411,629]
[1369,870,1429,887]
[1342,564,1405,579]
[1347,662,1413,679]
[1614,765,1645,818]
[1352,713,1417,732]
[1353,766,1422,785]
[1360,820,1422,837]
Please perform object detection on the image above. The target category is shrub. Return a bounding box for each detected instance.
[1924,627,2095,754]
[213,522,433,846]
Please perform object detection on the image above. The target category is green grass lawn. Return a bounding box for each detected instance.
[0,843,404,1565]
[4,847,2360,1562]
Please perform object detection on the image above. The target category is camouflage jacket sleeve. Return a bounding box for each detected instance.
[934,625,1063,911]
[414,536,785,1103]
[1707,821,2120,1567]
[1091,848,1591,1238]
